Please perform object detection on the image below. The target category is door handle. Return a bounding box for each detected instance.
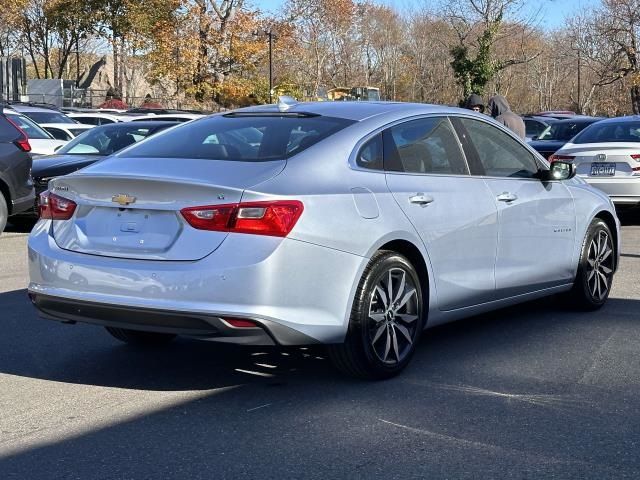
[496,192,518,202]
[409,193,434,205]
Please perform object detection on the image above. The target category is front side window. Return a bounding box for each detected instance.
[356,134,383,170]
[385,117,469,175]
[460,118,539,178]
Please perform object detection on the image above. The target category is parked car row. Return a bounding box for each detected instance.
[24,100,621,379]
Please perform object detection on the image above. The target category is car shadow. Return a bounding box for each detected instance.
[2,289,640,478]
[1,287,637,392]
[4,218,36,234]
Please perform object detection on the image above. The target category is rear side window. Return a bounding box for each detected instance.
[23,111,76,124]
[385,117,469,175]
[573,121,640,144]
[6,114,53,139]
[356,134,383,170]
[124,114,355,161]
[0,115,19,142]
[46,127,71,141]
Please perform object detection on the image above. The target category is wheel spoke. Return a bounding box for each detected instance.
[393,270,406,305]
[369,312,386,323]
[395,323,413,344]
[587,258,596,268]
[395,288,417,312]
[396,313,418,323]
[386,270,394,306]
[391,326,400,362]
[596,271,602,299]
[590,275,598,296]
[597,233,603,257]
[600,265,613,275]
[372,323,386,344]
[383,327,391,362]
[600,247,612,262]
[587,268,596,282]
[374,285,389,310]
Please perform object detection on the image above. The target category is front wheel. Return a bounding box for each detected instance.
[105,327,176,346]
[328,251,424,379]
[567,219,615,310]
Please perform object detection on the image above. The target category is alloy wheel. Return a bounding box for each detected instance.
[586,229,614,301]
[367,267,419,365]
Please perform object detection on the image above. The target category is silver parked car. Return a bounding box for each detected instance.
[551,116,640,205]
[28,101,620,378]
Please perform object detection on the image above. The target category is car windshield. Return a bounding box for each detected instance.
[22,111,76,124]
[123,114,356,161]
[573,121,640,144]
[538,122,593,141]
[6,114,53,139]
[58,125,158,155]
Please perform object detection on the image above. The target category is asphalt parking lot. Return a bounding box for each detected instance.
[1,215,640,479]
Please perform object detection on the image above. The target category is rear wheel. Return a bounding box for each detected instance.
[567,219,615,310]
[0,194,7,234]
[328,251,424,379]
[105,327,176,346]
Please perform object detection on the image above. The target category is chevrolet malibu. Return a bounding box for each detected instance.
[28,101,620,379]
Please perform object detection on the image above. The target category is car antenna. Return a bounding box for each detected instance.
[277,96,298,112]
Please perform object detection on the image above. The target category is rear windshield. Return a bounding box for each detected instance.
[573,121,640,144]
[123,114,355,161]
[538,121,596,141]
[59,125,160,155]
[6,113,53,139]
[22,111,76,124]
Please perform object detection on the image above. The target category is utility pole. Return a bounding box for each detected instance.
[577,50,581,114]
[268,31,274,104]
[255,29,277,103]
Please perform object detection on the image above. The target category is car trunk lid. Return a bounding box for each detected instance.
[50,156,285,260]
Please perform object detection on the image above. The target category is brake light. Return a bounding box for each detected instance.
[181,200,303,237]
[5,116,32,152]
[39,191,77,220]
[549,154,575,163]
[631,154,640,161]
[221,317,259,328]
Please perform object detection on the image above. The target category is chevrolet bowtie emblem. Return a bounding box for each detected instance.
[112,194,136,206]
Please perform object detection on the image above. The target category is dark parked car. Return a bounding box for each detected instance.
[529,116,605,159]
[522,115,559,141]
[0,108,35,233]
[18,121,179,219]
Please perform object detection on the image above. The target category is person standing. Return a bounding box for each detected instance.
[488,95,526,140]
[464,94,485,113]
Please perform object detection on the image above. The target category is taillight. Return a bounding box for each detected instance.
[39,191,77,220]
[181,200,303,237]
[5,116,32,152]
[221,317,259,328]
[631,154,640,161]
[549,154,575,163]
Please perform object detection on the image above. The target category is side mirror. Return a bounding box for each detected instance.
[541,161,576,181]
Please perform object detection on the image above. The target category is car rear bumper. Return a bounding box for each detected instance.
[581,176,640,204]
[10,190,35,216]
[27,220,366,345]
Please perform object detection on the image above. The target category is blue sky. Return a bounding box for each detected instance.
[251,0,600,30]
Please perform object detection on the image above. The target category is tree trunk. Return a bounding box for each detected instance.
[112,37,119,94]
[632,85,640,115]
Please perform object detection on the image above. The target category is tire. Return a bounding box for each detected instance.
[105,327,176,346]
[328,251,425,379]
[0,194,7,234]
[566,218,615,310]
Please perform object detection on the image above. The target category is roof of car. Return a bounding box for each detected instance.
[550,116,606,124]
[593,115,640,124]
[8,103,61,112]
[232,101,471,122]
[93,120,181,130]
[40,123,94,129]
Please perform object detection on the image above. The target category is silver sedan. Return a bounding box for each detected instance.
[551,116,640,205]
[28,101,620,378]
